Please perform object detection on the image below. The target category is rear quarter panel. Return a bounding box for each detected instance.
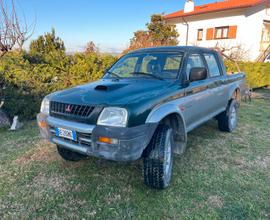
[224,73,246,101]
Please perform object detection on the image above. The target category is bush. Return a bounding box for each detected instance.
[2,85,41,120]
[0,51,117,120]
[225,60,270,89]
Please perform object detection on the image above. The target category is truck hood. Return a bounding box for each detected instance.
[50,79,176,106]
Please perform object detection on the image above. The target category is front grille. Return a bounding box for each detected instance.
[50,101,94,118]
[49,126,92,147]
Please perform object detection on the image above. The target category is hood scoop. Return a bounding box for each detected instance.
[95,85,108,91]
[94,83,129,92]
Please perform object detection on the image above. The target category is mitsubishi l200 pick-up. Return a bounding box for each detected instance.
[37,46,245,189]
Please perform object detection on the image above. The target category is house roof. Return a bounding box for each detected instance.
[165,0,268,20]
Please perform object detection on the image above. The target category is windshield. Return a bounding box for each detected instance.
[104,52,183,79]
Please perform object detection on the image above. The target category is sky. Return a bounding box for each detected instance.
[17,0,213,53]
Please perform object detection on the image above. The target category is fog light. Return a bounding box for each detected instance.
[98,137,118,145]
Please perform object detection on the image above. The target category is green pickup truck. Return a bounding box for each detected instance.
[37,46,245,189]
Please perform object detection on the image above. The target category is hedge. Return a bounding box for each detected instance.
[225,60,270,89]
[0,51,117,120]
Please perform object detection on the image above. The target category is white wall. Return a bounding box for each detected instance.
[167,4,270,61]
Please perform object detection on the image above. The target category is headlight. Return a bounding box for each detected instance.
[40,98,50,115]
[97,107,128,127]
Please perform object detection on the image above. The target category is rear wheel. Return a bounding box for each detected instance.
[143,125,173,189]
[217,99,238,132]
[57,145,87,162]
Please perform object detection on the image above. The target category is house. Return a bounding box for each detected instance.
[165,0,270,61]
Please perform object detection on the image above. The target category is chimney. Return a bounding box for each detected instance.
[184,0,195,13]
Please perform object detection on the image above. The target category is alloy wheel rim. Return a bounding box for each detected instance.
[164,133,172,182]
[165,141,172,174]
[230,105,237,129]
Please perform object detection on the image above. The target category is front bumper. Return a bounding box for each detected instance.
[37,113,157,161]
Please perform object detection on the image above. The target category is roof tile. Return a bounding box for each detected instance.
[165,0,268,19]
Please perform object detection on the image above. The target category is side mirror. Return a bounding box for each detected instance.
[189,67,208,82]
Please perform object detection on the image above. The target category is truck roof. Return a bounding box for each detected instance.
[129,46,215,54]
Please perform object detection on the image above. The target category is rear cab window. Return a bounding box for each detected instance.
[164,54,183,71]
[204,53,221,77]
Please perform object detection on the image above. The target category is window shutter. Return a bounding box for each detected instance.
[228,26,237,39]
[206,28,214,40]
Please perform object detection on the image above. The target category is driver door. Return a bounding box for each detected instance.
[181,53,212,131]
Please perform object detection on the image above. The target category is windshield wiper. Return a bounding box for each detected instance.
[129,72,164,81]
[106,71,121,79]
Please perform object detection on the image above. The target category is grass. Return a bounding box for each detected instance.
[0,99,270,219]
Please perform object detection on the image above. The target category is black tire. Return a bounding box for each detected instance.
[143,125,173,189]
[217,99,238,132]
[57,145,87,162]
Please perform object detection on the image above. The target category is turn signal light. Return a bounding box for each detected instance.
[98,137,118,145]
[39,121,47,128]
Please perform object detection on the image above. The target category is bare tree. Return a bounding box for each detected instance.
[0,0,34,117]
[214,42,250,61]
[0,0,34,57]
[212,46,241,73]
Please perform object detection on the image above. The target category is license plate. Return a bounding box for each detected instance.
[55,127,77,141]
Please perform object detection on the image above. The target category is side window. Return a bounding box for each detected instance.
[204,53,221,77]
[186,54,205,79]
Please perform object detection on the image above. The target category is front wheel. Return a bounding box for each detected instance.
[217,99,238,132]
[143,125,173,189]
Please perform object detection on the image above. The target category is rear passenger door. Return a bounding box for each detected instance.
[203,53,228,113]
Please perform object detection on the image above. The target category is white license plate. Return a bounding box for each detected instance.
[55,128,77,141]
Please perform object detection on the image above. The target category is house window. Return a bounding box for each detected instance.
[262,28,270,42]
[266,7,270,16]
[215,26,229,39]
[197,29,203,41]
